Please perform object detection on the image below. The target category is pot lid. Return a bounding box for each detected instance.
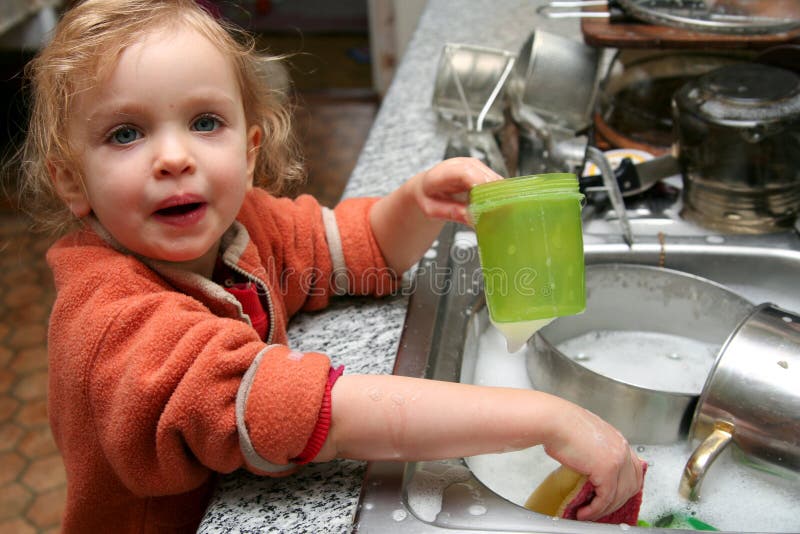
[674,63,800,126]
[617,0,800,35]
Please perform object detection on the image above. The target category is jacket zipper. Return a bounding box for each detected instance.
[224,262,276,344]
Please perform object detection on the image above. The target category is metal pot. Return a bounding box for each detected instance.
[509,30,602,177]
[527,264,754,444]
[674,62,800,233]
[680,303,800,501]
[596,50,745,155]
[509,30,602,136]
[432,43,516,132]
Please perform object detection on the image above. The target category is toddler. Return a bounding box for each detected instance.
[18,0,643,532]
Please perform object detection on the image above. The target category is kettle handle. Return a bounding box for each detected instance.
[679,420,734,501]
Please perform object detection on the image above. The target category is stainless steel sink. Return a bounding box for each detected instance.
[353,213,800,533]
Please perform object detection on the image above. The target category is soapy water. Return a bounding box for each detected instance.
[556,330,719,394]
[405,462,472,522]
[463,324,800,532]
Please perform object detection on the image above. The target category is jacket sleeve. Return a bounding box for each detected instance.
[47,254,330,495]
[237,190,399,316]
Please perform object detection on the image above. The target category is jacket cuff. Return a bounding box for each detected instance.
[236,345,330,473]
[329,197,399,296]
[292,365,345,464]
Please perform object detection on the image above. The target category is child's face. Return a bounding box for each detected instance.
[55,25,260,271]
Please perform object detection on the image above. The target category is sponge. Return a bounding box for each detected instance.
[524,462,647,525]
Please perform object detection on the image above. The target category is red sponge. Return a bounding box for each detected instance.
[525,461,648,525]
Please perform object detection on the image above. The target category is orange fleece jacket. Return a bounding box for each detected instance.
[46,190,397,533]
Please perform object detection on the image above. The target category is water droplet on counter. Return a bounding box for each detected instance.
[637,445,646,453]
[363,502,374,510]
[391,509,407,521]
[668,352,681,360]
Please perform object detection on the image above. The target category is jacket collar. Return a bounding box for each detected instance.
[87,217,258,319]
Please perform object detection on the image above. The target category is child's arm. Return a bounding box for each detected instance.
[369,157,503,273]
[316,374,644,522]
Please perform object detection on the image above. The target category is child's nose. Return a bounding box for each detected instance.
[153,132,196,178]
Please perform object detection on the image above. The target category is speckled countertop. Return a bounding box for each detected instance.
[199,2,578,532]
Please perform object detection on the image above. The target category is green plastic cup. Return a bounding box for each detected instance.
[469,173,586,350]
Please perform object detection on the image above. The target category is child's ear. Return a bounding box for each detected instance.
[245,125,262,189]
[48,161,91,217]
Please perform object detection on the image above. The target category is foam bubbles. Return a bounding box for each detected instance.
[468,504,487,516]
[463,324,800,532]
[391,509,407,521]
[556,330,718,394]
[406,462,471,523]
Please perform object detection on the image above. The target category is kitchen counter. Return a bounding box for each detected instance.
[199,2,579,532]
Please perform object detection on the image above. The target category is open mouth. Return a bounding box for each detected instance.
[155,202,205,216]
[152,199,208,226]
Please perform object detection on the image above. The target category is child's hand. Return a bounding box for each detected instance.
[543,403,645,521]
[409,157,503,226]
[370,157,503,274]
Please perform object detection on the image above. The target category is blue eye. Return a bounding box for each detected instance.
[110,126,141,145]
[192,115,219,132]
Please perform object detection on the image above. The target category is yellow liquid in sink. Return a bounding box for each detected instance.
[492,317,553,353]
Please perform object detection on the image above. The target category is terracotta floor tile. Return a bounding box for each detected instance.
[4,286,44,309]
[0,369,14,393]
[7,305,49,327]
[0,422,24,452]
[0,347,11,369]
[17,427,57,459]
[0,396,20,423]
[0,482,33,520]
[10,348,47,375]
[25,486,66,530]
[6,325,46,351]
[0,451,26,485]
[0,517,37,534]
[11,371,48,403]
[14,399,48,429]
[21,455,66,493]
[1,268,34,287]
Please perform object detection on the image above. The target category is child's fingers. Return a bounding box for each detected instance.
[425,157,502,194]
[418,196,470,225]
[577,450,643,521]
[413,158,502,224]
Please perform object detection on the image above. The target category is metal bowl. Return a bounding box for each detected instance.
[526,264,753,444]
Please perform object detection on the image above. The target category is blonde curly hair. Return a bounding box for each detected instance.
[18,0,304,234]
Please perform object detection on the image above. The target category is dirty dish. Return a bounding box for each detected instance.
[528,264,754,444]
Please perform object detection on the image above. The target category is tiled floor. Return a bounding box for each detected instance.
[0,32,377,533]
